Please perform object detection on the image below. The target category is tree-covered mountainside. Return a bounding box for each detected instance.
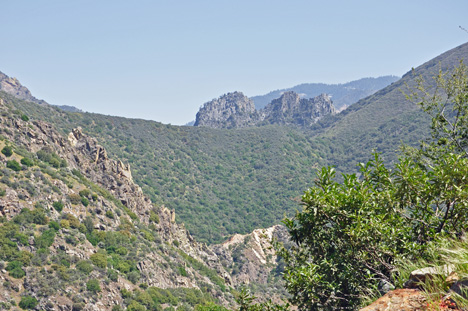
[3,42,467,245]
[0,95,327,244]
[314,42,468,174]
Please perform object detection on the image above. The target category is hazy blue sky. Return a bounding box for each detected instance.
[1,0,467,125]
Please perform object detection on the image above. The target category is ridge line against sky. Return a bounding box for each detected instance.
[1,0,468,125]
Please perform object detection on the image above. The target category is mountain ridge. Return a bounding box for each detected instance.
[250,75,400,111]
[0,70,82,113]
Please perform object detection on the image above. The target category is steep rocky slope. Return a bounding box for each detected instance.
[194,91,335,129]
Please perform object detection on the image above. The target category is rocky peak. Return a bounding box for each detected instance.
[261,91,335,126]
[194,90,335,129]
[0,71,47,105]
[0,70,81,112]
[194,91,258,128]
[267,91,302,112]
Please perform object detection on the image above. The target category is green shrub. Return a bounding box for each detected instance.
[60,219,70,229]
[105,210,114,219]
[83,216,94,233]
[63,214,80,228]
[142,230,154,242]
[35,229,55,249]
[6,160,21,172]
[127,270,141,284]
[13,208,48,225]
[149,211,159,223]
[76,260,94,275]
[14,233,29,245]
[1,145,13,157]
[20,157,34,167]
[69,194,82,205]
[20,114,29,122]
[127,300,146,311]
[90,253,107,269]
[52,201,64,212]
[116,247,128,256]
[120,288,133,299]
[80,196,89,207]
[116,261,131,274]
[36,148,67,168]
[49,221,60,231]
[72,302,85,311]
[79,189,90,197]
[6,261,25,279]
[86,279,101,293]
[18,295,38,309]
[108,269,119,282]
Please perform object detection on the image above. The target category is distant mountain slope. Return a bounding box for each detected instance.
[251,76,400,111]
[316,42,468,172]
[0,70,82,112]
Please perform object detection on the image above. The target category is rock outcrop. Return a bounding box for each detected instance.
[194,92,258,128]
[0,70,81,112]
[194,91,335,129]
[0,71,47,105]
[261,92,335,127]
[211,225,289,286]
[360,289,426,311]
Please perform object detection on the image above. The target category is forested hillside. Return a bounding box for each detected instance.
[2,42,467,245]
[0,95,328,243]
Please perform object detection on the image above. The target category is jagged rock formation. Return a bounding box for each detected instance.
[194,91,335,129]
[261,92,335,127]
[194,92,258,128]
[211,225,289,286]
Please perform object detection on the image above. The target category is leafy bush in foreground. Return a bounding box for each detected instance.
[279,62,468,310]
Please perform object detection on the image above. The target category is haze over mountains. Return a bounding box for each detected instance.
[250,75,400,111]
